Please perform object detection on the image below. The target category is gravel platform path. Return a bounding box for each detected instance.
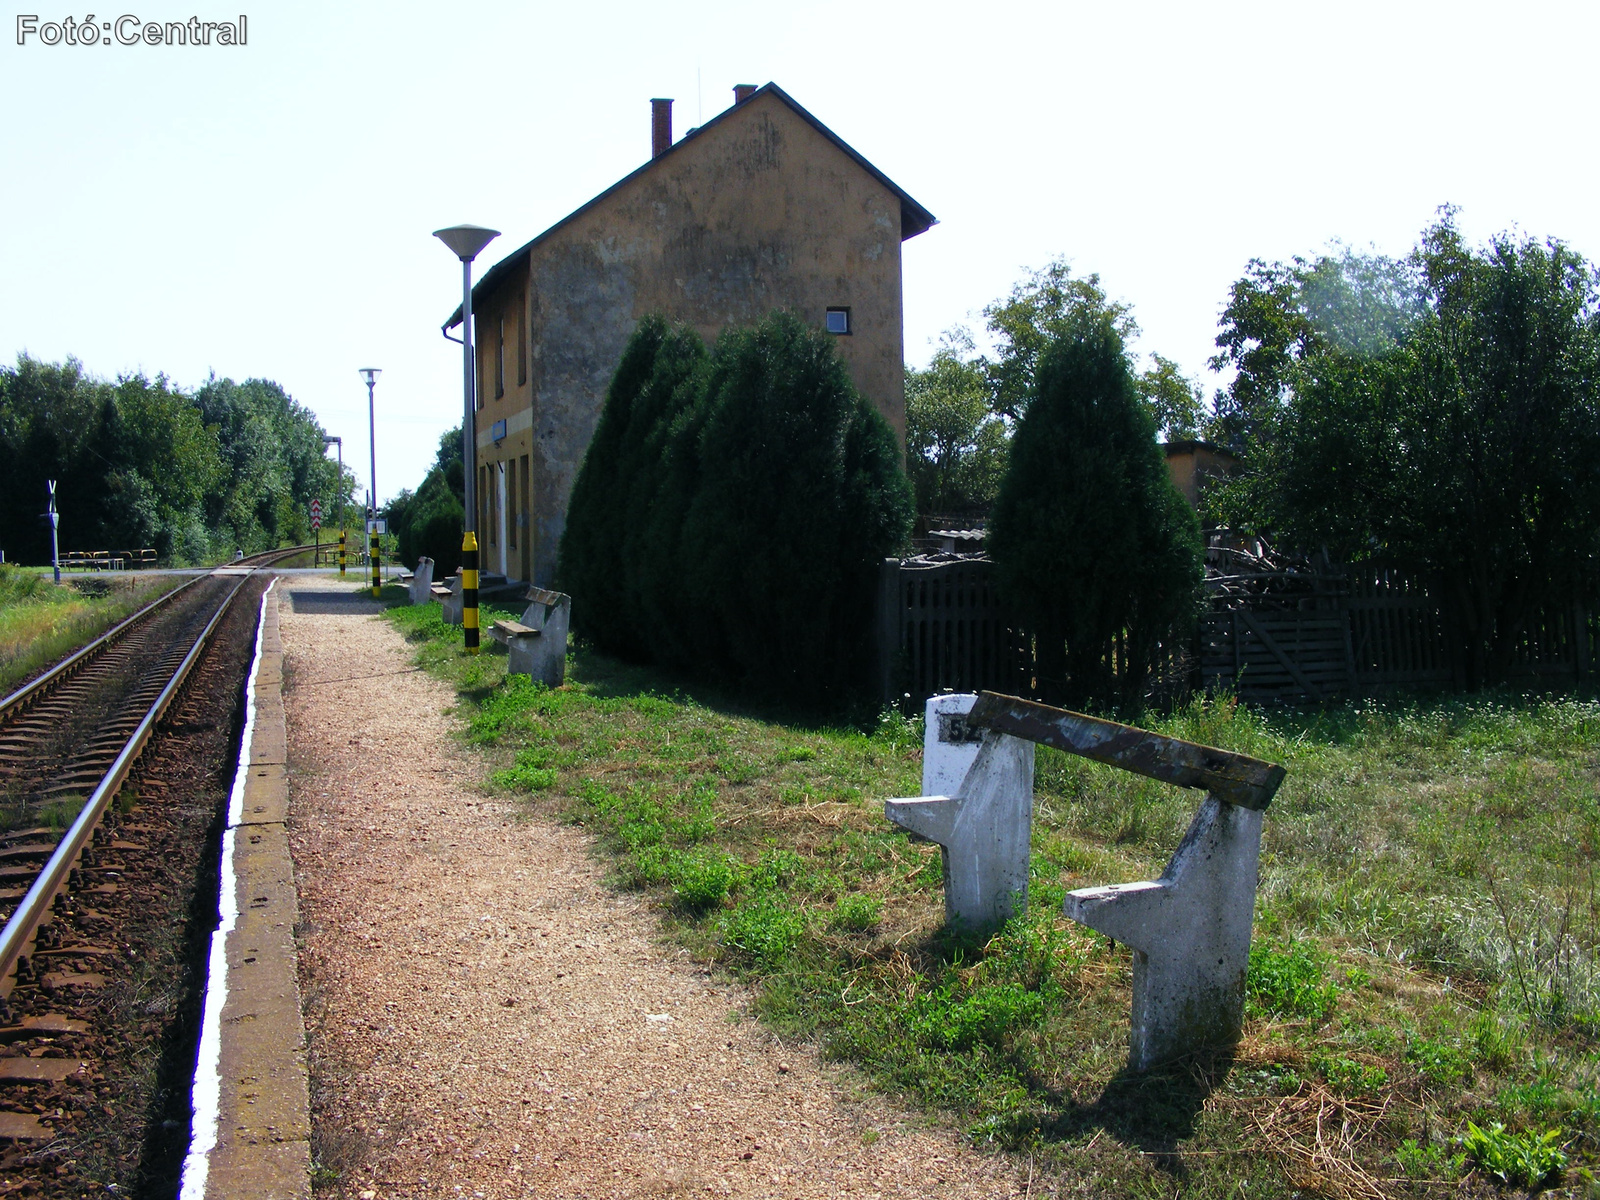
[279,576,1021,1200]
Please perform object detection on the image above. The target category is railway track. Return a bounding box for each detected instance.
[0,546,313,1185]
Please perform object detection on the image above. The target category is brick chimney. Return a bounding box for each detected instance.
[651,98,673,158]
[733,83,756,104]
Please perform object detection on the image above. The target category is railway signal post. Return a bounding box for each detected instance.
[433,223,500,654]
[45,481,60,584]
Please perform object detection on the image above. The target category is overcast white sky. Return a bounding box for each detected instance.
[3,0,1595,502]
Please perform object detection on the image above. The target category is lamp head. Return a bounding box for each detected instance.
[433,224,500,262]
[359,368,381,387]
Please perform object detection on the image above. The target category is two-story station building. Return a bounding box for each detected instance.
[445,81,936,586]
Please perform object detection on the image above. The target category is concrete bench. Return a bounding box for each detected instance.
[883,690,1287,1072]
[491,618,537,646]
[504,587,570,686]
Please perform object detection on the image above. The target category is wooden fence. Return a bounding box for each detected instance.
[880,557,1597,706]
[875,558,1032,702]
[1199,565,1594,701]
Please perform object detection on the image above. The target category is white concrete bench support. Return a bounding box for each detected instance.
[964,691,1286,1071]
[407,557,434,606]
[885,694,1034,933]
[441,576,463,625]
[1066,796,1263,1071]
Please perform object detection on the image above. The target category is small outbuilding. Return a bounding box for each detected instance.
[1164,439,1239,514]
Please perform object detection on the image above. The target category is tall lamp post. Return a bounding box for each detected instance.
[433,223,500,653]
[359,368,381,598]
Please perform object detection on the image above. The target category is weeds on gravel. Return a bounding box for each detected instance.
[384,604,1600,1196]
[0,567,179,695]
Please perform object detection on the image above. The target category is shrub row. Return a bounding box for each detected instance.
[558,312,914,703]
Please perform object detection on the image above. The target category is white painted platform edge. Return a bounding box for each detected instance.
[178,577,275,1200]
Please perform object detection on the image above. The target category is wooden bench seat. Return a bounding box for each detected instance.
[490,619,540,647]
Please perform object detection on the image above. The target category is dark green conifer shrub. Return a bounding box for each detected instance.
[617,325,714,669]
[561,310,913,704]
[558,316,671,655]
[681,312,913,700]
[987,315,1202,715]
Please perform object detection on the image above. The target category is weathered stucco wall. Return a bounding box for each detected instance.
[1164,442,1240,516]
[471,90,909,586]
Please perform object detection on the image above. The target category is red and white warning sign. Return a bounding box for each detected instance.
[310,498,322,530]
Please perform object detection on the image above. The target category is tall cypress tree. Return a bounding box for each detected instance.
[988,316,1202,715]
[619,325,713,669]
[680,312,913,700]
[558,316,671,654]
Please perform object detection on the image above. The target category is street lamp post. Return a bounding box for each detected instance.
[360,368,381,598]
[433,223,500,653]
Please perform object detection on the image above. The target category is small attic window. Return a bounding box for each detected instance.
[825,307,851,335]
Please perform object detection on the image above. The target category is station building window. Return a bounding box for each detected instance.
[825,307,851,335]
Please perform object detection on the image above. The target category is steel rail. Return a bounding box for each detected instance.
[0,544,317,724]
[0,546,310,987]
[0,578,203,724]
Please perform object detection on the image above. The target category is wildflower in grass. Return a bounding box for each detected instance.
[907,982,1045,1052]
[491,747,557,792]
[1394,1139,1467,1179]
[1309,1051,1387,1096]
[1407,1037,1471,1086]
[468,674,548,742]
[669,850,733,910]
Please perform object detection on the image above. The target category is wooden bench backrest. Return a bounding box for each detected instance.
[524,586,570,610]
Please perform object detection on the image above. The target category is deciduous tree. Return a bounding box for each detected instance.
[904,336,1008,516]
[1212,214,1600,685]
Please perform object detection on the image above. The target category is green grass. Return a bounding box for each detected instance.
[0,566,181,695]
[384,600,1600,1195]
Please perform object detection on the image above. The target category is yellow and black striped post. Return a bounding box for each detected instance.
[370,528,381,598]
[338,529,346,578]
[462,530,480,653]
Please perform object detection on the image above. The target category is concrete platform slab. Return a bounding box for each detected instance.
[182,579,311,1200]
